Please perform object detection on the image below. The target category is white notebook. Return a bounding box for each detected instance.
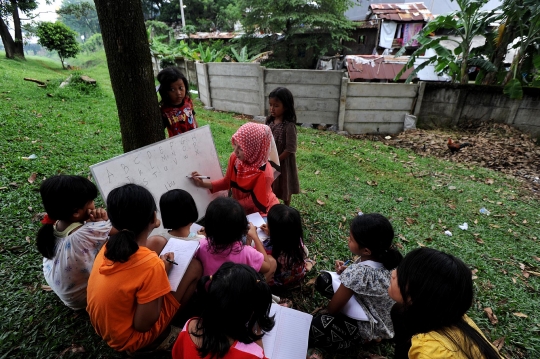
[246,212,269,240]
[262,303,312,359]
[321,271,371,322]
[159,238,199,291]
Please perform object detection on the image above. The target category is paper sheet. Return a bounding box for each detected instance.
[246,212,269,240]
[321,271,370,322]
[159,238,199,291]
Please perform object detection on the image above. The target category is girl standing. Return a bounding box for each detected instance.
[37,175,112,310]
[389,248,503,359]
[259,204,314,287]
[309,213,402,351]
[172,262,274,359]
[191,122,279,216]
[266,87,299,206]
[87,184,202,354]
[157,67,198,137]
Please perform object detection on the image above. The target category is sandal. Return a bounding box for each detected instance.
[127,325,181,357]
[307,347,325,359]
[278,298,293,308]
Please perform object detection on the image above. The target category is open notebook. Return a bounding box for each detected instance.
[262,303,312,359]
[159,238,199,291]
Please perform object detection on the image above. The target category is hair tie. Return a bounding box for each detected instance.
[41,213,56,225]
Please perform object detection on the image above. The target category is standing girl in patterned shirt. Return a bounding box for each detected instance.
[37,175,113,310]
[157,67,198,137]
[308,213,402,352]
[266,87,299,206]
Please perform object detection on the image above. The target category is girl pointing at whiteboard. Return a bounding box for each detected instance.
[191,122,280,216]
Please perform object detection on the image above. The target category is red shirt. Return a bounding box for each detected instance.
[161,97,198,137]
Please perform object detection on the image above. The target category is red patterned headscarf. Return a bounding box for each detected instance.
[232,123,272,178]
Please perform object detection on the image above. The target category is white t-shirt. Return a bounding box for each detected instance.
[42,221,112,310]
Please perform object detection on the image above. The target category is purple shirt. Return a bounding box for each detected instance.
[196,239,264,276]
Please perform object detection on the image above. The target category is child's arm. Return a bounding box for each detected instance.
[87,208,108,222]
[247,223,273,274]
[133,297,163,332]
[327,284,355,315]
[190,171,213,190]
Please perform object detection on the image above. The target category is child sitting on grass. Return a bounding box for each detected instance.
[195,197,276,282]
[159,189,204,241]
[37,175,113,310]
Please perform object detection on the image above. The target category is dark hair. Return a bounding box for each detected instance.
[396,248,501,359]
[159,189,198,230]
[194,262,275,358]
[105,184,157,263]
[265,87,297,124]
[267,205,305,270]
[157,66,190,106]
[37,175,98,259]
[204,197,248,255]
[350,213,402,270]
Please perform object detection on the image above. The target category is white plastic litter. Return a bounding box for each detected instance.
[458,223,468,230]
[21,154,37,160]
[444,230,453,236]
[479,208,491,215]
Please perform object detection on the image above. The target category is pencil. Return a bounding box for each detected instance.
[166,258,178,266]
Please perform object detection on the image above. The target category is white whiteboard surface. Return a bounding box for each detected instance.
[90,126,225,225]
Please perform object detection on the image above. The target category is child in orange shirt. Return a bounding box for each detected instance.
[86,184,202,355]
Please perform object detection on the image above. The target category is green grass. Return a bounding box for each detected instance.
[1,52,539,358]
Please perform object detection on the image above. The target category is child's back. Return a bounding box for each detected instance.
[37,175,112,310]
[158,189,204,242]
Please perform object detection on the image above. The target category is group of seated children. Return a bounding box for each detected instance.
[36,174,503,359]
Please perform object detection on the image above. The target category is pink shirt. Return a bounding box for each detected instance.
[196,239,264,276]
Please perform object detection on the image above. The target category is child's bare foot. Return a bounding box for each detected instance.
[305,258,316,271]
[306,348,324,359]
[278,298,293,308]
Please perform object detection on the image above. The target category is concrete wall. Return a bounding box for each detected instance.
[265,69,343,124]
[417,83,540,138]
[343,83,419,134]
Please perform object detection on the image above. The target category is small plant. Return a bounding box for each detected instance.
[193,43,224,63]
[230,45,270,63]
[36,21,80,69]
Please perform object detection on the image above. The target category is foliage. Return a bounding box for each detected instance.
[57,0,100,37]
[145,20,172,38]
[230,45,268,63]
[36,21,80,69]
[81,33,103,53]
[395,0,498,84]
[192,42,224,62]
[1,53,539,358]
[238,0,354,69]
[0,0,39,59]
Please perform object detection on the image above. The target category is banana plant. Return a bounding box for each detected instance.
[192,43,224,63]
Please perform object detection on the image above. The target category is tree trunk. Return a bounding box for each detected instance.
[0,16,17,58]
[483,24,514,85]
[460,50,469,84]
[94,0,164,152]
[11,0,25,58]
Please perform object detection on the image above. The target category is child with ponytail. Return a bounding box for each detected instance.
[309,213,403,352]
[37,175,112,310]
[172,262,274,359]
[86,184,202,355]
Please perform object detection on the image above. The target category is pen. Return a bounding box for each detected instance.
[343,260,351,266]
[186,175,211,179]
[166,258,178,266]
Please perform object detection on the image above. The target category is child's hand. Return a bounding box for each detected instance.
[160,252,175,273]
[197,226,206,236]
[88,208,108,222]
[335,260,348,274]
[190,171,205,187]
[259,223,270,236]
[247,223,258,240]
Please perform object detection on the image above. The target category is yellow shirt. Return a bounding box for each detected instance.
[408,315,502,359]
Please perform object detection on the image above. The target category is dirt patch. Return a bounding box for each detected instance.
[233,114,254,121]
[350,121,540,198]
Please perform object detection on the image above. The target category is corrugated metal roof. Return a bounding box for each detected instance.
[346,55,414,81]
[368,2,434,22]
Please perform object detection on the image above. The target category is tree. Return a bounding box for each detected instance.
[0,0,38,59]
[94,0,164,152]
[36,21,80,68]
[238,0,354,68]
[57,0,100,38]
[395,0,498,84]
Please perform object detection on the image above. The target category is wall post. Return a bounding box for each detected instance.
[413,81,426,117]
[338,77,348,131]
[258,65,266,116]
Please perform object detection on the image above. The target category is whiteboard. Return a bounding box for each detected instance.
[90,126,226,226]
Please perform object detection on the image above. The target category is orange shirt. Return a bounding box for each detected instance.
[87,246,180,352]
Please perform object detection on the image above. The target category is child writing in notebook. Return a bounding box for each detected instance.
[87,184,202,355]
[265,87,299,206]
[172,262,274,359]
[309,213,402,351]
[37,175,113,310]
[259,204,314,287]
[157,67,197,137]
[195,197,277,282]
[191,122,279,216]
[390,248,503,359]
[158,189,204,241]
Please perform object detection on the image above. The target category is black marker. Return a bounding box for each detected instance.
[166,258,178,266]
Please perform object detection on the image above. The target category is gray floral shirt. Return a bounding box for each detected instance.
[340,260,395,340]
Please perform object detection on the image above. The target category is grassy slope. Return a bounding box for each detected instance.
[0,52,539,358]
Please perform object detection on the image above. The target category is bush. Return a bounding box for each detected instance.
[36,21,80,69]
[81,33,103,53]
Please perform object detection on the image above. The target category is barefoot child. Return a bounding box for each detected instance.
[309,213,402,351]
[37,175,113,310]
[173,263,274,358]
[266,87,299,206]
[157,67,198,137]
[86,184,202,354]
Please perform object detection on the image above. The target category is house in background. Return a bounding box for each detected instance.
[343,3,434,56]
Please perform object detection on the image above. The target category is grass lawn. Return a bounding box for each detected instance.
[1,51,539,359]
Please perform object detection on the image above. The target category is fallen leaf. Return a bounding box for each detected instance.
[355,176,359,181]
[485,178,495,185]
[396,197,403,202]
[306,277,317,286]
[314,170,320,175]
[25,236,31,243]
[9,182,18,187]
[417,241,425,247]
[523,219,528,224]
[448,204,456,210]
[316,199,325,206]
[533,256,540,262]
[398,234,409,242]
[395,242,404,250]
[475,238,485,244]
[41,285,52,291]
[448,186,457,190]
[513,312,528,318]
[492,337,505,351]
[425,237,433,242]
[0,187,7,190]
[512,277,516,284]
[522,271,530,279]
[28,172,37,184]
[484,307,498,325]
[526,270,540,277]
[343,195,351,202]
[405,217,417,226]
[474,219,478,224]
[366,180,378,186]
[28,206,33,212]
[519,263,525,270]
